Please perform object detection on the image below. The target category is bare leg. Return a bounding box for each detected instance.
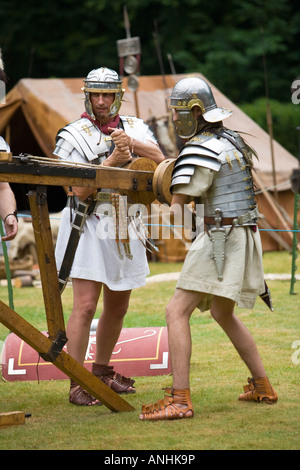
[67,278,102,405]
[210,295,266,379]
[66,278,102,364]
[139,288,201,419]
[95,286,131,365]
[166,288,205,389]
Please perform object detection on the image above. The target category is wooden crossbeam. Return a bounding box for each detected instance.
[0,159,154,194]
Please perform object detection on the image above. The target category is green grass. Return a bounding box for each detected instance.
[262,250,295,274]
[0,252,299,450]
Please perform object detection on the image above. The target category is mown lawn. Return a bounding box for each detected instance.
[0,252,299,450]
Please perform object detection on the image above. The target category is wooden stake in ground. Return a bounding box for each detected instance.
[0,411,29,428]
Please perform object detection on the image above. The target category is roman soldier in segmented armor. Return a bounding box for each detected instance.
[169,76,260,280]
[139,76,277,422]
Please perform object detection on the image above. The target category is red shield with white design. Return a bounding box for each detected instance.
[1,326,171,381]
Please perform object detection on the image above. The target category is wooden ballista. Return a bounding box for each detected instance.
[0,154,167,413]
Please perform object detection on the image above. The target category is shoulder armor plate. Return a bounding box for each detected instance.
[54,117,108,161]
[171,133,225,190]
[175,154,221,172]
[0,136,10,152]
[189,132,226,154]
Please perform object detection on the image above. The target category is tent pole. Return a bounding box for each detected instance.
[290,127,300,295]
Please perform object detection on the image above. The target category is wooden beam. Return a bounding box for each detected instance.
[0,300,134,413]
[28,187,66,340]
[0,162,154,193]
[0,151,12,161]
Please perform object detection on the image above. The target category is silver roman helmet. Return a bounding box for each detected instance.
[169,76,232,138]
[82,67,125,119]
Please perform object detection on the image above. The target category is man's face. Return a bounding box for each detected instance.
[90,92,115,122]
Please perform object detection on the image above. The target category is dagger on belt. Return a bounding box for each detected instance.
[209,208,227,281]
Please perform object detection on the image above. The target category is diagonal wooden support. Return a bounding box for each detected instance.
[0,185,134,413]
[0,300,134,412]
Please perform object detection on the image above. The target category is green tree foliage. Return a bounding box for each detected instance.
[240,98,300,158]
[0,0,299,106]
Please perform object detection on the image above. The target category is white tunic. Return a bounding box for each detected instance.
[173,166,265,310]
[54,116,156,291]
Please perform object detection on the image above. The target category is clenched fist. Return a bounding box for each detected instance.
[108,128,132,152]
[104,147,132,167]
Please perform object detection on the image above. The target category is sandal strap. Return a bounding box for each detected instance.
[69,383,102,406]
[140,388,194,420]
[92,363,136,394]
[239,377,278,404]
[243,377,255,393]
[115,372,135,388]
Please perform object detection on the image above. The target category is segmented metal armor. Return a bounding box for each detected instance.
[171,128,258,225]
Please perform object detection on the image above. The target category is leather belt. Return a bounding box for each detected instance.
[204,207,259,226]
[204,216,237,226]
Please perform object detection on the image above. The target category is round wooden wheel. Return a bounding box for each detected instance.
[121,157,157,204]
[152,158,176,205]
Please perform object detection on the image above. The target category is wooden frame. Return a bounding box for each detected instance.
[0,160,156,412]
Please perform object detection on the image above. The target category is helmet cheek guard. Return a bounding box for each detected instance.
[174,110,198,139]
[82,67,125,120]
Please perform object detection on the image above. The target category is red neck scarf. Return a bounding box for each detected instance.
[81,112,120,135]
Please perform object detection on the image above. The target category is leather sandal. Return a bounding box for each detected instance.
[92,363,136,394]
[69,381,102,406]
[139,388,194,421]
[238,377,278,404]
